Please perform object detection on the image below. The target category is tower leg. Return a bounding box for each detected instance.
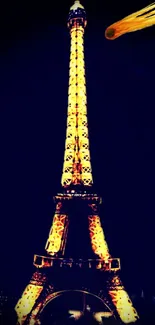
[88,203,139,323]
[45,202,69,256]
[27,288,60,325]
[88,203,110,261]
[15,272,47,325]
[107,274,139,323]
[15,269,62,325]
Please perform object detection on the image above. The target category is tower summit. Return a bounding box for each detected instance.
[61,0,93,188]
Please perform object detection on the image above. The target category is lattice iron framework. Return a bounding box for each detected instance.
[15,1,139,324]
[61,1,93,187]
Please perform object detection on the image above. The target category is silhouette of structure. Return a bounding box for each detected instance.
[15,1,139,324]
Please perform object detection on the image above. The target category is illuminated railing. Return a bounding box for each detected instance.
[54,192,102,203]
[33,255,120,271]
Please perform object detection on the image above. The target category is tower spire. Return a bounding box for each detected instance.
[61,1,93,188]
[70,0,84,11]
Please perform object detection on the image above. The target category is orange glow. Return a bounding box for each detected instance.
[108,275,139,323]
[88,204,110,262]
[29,302,42,325]
[61,25,93,187]
[15,2,139,324]
[105,2,155,40]
[45,203,68,256]
[15,284,43,325]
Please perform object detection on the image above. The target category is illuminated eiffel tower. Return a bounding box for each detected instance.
[15,1,139,324]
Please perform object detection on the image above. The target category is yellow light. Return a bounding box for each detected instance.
[108,275,139,323]
[61,26,93,187]
[45,204,68,256]
[88,213,110,262]
[15,6,139,325]
[15,285,43,325]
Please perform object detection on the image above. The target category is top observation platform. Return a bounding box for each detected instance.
[67,0,87,29]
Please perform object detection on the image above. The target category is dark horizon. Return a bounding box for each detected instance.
[0,0,155,298]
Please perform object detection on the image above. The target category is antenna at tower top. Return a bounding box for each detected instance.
[70,0,84,11]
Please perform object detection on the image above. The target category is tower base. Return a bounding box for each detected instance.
[15,256,139,325]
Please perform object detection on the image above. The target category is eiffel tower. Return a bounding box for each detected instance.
[15,1,139,324]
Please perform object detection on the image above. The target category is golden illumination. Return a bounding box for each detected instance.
[108,275,139,323]
[61,25,93,187]
[45,203,68,256]
[88,204,110,262]
[15,3,139,324]
[15,272,47,325]
[15,284,43,325]
[28,302,42,325]
[105,2,155,40]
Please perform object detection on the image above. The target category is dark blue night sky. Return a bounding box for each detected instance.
[0,0,155,296]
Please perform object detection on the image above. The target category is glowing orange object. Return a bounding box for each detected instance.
[105,2,155,40]
[15,273,47,325]
[15,285,43,325]
[88,214,110,262]
[108,275,138,323]
[61,20,93,187]
[45,203,68,256]
[15,2,139,324]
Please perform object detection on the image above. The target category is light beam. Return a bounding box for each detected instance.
[105,2,155,40]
